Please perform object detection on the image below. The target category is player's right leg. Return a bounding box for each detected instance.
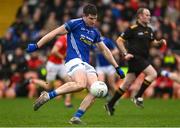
[58,64,73,107]
[30,79,50,90]
[133,65,157,108]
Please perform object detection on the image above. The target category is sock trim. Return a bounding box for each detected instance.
[48,91,57,99]
[117,88,125,95]
[74,109,85,118]
[143,79,151,86]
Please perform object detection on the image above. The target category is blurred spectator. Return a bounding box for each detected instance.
[163,49,176,70]
[16,0,31,25]
[4,16,28,49]
[47,0,64,21]
[41,12,59,35]
[161,17,173,40]
[153,0,165,17]
[27,52,43,70]
[121,0,136,21]
[64,0,76,18]
[32,7,44,30]
[3,47,28,98]
[154,76,174,99]
[111,1,124,20]
[168,29,180,51]
[165,0,179,23]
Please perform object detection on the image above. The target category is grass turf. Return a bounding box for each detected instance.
[0,98,180,127]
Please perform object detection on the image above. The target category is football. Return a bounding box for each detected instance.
[90,81,108,98]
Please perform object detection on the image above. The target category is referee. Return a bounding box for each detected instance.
[105,8,166,116]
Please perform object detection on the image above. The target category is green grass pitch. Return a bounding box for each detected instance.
[0,98,180,127]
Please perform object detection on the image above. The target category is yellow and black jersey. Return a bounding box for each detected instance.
[119,22,155,58]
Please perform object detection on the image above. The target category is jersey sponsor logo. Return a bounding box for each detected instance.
[80,34,93,45]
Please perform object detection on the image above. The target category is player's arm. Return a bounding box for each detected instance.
[116,37,134,60]
[151,39,166,47]
[51,45,65,59]
[116,37,127,55]
[161,70,180,83]
[111,47,119,56]
[26,25,68,52]
[96,42,125,78]
[111,47,119,61]
[96,42,118,67]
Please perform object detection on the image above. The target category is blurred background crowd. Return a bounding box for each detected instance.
[0,0,179,99]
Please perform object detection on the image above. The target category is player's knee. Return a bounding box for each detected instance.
[147,71,157,82]
[151,71,158,80]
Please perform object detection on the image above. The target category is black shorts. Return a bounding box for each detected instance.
[127,55,150,76]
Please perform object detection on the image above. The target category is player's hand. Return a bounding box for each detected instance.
[26,43,38,53]
[124,53,134,61]
[161,39,167,46]
[115,67,125,79]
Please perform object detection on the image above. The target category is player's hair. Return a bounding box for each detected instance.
[83,4,97,16]
[136,8,146,19]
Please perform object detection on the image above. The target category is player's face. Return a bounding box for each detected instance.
[84,14,97,27]
[140,9,151,24]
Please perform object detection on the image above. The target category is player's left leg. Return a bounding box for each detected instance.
[69,73,97,124]
[69,63,98,124]
[133,65,157,108]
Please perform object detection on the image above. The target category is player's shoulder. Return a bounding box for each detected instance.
[69,18,83,23]
[130,24,138,29]
[92,27,101,35]
[67,18,83,27]
[147,24,153,31]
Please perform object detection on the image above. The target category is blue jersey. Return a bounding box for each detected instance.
[96,37,116,66]
[64,18,101,63]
